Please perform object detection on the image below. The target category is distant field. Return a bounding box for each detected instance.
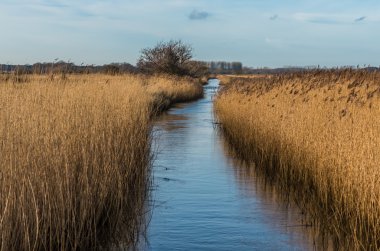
[214,69,380,250]
[0,73,203,250]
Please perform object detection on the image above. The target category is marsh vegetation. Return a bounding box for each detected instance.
[0,73,202,250]
[214,69,380,250]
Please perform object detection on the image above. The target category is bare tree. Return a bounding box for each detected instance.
[137,40,194,76]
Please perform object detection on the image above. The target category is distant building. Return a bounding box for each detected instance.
[204,61,243,74]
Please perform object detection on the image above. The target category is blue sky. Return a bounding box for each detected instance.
[0,0,379,67]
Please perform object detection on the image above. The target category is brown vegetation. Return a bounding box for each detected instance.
[216,74,271,85]
[214,69,380,250]
[0,74,203,250]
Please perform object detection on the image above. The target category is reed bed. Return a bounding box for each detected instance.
[0,74,203,251]
[146,74,204,113]
[217,74,271,85]
[214,69,380,250]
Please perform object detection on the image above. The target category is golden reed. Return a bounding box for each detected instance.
[215,69,380,250]
[0,73,202,250]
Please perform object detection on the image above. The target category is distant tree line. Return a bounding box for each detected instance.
[0,62,138,75]
[242,65,380,75]
[0,40,249,77]
[206,61,243,74]
[4,61,378,77]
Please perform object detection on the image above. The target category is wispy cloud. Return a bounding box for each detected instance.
[293,13,343,24]
[269,14,278,21]
[354,16,366,22]
[188,10,210,20]
[293,13,373,25]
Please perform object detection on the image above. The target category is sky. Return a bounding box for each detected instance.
[0,0,379,68]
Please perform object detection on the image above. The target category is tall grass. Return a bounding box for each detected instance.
[0,74,203,250]
[214,69,380,250]
[146,74,204,113]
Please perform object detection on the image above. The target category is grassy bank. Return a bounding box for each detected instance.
[0,74,203,250]
[214,70,380,250]
[145,74,204,113]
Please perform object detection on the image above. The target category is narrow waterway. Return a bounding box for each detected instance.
[143,79,316,250]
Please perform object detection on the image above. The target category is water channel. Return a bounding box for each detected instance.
[142,79,317,250]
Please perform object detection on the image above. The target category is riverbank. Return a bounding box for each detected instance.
[214,69,380,250]
[0,73,203,250]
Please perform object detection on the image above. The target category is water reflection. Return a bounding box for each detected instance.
[143,79,321,250]
[155,113,189,131]
[219,135,334,250]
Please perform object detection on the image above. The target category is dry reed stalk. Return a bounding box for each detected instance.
[0,73,203,250]
[214,69,380,250]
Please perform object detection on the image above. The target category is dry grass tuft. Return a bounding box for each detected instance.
[214,69,380,250]
[0,74,203,250]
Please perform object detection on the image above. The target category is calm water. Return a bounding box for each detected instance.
[142,79,317,250]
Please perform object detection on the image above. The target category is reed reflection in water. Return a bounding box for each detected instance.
[219,134,334,251]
